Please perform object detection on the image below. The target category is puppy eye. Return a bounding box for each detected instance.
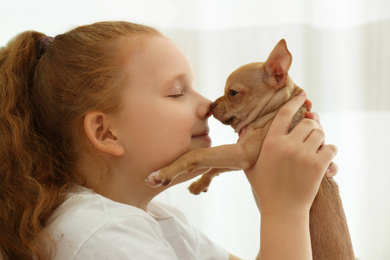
[230,90,239,97]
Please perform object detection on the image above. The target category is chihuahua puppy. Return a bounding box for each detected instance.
[147,39,354,259]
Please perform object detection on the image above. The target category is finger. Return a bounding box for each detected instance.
[304,99,312,111]
[290,118,322,142]
[311,112,320,124]
[305,111,321,124]
[304,128,326,152]
[268,91,306,137]
[305,111,315,119]
[318,144,338,165]
[326,162,338,178]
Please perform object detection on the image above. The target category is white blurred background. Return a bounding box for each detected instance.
[1,0,389,259]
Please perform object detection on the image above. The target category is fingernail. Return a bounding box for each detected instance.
[299,91,306,96]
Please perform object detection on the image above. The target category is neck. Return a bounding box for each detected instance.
[249,110,279,131]
[245,82,303,131]
[234,90,277,134]
[93,180,160,211]
[80,157,164,211]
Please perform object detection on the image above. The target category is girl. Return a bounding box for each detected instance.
[0,21,337,259]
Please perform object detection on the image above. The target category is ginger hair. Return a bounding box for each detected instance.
[0,21,161,259]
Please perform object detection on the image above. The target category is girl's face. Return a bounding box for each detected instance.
[115,36,212,176]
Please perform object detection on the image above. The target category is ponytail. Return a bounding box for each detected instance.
[0,31,62,259]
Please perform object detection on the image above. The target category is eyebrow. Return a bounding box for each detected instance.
[164,73,187,87]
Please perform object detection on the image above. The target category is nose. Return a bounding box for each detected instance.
[196,94,212,119]
[204,110,212,119]
[210,102,217,110]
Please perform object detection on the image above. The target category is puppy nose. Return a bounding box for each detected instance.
[210,102,218,110]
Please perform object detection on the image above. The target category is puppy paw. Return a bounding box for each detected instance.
[188,181,209,195]
[145,171,172,187]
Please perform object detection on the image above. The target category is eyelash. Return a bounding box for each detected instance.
[168,79,187,98]
[168,91,185,98]
[169,94,184,98]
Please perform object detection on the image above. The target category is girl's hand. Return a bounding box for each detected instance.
[305,99,338,178]
[244,92,338,216]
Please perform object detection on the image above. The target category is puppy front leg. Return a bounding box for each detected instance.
[146,129,264,187]
[146,144,247,187]
[188,168,235,195]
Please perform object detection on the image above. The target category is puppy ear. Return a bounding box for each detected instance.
[263,39,292,88]
[84,112,125,156]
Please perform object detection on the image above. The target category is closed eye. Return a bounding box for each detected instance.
[167,78,186,98]
[168,91,185,98]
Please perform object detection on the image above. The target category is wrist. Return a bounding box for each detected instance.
[259,211,312,260]
[260,203,311,218]
[261,209,310,226]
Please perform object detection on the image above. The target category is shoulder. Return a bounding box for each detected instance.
[49,186,158,229]
[47,187,229,260]
[48,187,176,259]
[74,213,178,259]
[148,200,189,223]
[148,201,230,260]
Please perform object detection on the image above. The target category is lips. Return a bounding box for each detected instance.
[191,128,211,146]
[192,129,209,138]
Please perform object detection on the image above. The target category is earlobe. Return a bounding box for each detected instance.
[84,112,125,156]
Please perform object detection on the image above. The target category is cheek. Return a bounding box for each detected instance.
[133,107,195,168]
[155,109,194,145]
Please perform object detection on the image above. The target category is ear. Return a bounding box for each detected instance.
[263,39,292,88]
[84,112,125,156]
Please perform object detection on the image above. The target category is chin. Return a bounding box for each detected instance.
[191,138,212,150]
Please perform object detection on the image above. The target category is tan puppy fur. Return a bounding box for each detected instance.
[147,39,354,259]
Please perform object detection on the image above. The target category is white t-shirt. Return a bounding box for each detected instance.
[47,186,229,260]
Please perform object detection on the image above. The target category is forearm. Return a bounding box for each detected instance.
[257,212,312,260]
